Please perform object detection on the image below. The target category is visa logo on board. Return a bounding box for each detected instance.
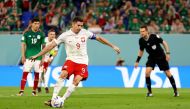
[21,66,181,88]
[116,67,181,88]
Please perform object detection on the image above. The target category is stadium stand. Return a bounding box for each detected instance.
[0,0,189,34]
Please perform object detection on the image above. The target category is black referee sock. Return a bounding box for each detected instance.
[146,77,152,93]
[169,76,177,92]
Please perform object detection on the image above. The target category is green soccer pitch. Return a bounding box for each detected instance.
[0,87,189,109]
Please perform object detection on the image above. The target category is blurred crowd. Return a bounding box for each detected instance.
[84,0,190,34]
[0,0,90,34]
[0,0,190,34]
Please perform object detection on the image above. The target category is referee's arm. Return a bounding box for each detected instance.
[162,41,170,61]
[137,50,144,58]
[134,50,144,68]
[162,41,170,54]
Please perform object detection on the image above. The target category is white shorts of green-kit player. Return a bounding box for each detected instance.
[23,59,41,73]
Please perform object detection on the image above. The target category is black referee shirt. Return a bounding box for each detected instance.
[139,34,165,58]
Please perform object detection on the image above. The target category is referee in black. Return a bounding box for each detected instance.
[134,25,179,97]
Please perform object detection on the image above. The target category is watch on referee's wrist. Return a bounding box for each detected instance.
[166,52,170,54]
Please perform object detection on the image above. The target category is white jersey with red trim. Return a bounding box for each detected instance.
[55,29,96,65]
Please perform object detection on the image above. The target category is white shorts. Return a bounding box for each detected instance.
[23,59,41,73]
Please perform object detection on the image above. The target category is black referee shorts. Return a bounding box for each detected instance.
[146,56,169,71]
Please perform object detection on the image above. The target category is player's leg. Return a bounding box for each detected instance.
[165,70,179,96]
[145,58,155,97]
[157,57,179,97]
[51,70,68,99]
[51,60,75,99]
[44,70,68,106]
[44,72,49,93]
[38,65,44,93]
[44,60,74,107]
[43,62,49,93]
[62,75,83,101]
[33,60,41,96]
[37,71,42,93]
[145,67,153,96]
[17,59,33,96]
[62,63,88,101]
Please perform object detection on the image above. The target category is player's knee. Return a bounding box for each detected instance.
[145,73,151,77]
[73,77,82,86]
[59,71,68,79]
[73,78,81,86]
[165,70,172,77]
[73,81,80,86]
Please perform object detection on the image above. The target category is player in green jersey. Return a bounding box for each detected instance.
[17,18,45,96]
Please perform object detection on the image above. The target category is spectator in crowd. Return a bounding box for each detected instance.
[112,18,126,33]
[12,20,23,34]
[137,0,148,12]
[0,1,7,19]
[160,19,171,33]
[21,0,31,12]
[0,18,10,31]
[171,18,186,33]
[129,18,140,32]
[104,17,116,33]
[88,19,102,34]
[141,9,152,25]
[129,7,141,24]
[178,0,188,17]
[154,9,164,26]
[148,20,160,34]
[97,12,107,28]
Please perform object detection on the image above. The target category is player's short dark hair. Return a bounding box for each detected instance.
[48,29,56,33]
[31,18,40,23]
[140,25,148,31]
[72,16,83,23]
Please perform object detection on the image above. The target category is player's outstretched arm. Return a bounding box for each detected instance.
[96,36,120,54]
[134,50,144,68]
[30,41,57,60]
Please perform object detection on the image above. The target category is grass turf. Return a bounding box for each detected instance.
[0,87,189,109]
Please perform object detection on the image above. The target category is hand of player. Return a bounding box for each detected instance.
[134,62,139,68]
[29,55,38,62]
[21,56,26,64]
[113,45,120,54]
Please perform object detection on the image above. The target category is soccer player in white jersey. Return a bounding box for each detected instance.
[38,29,58,93]
[30,16,120,107]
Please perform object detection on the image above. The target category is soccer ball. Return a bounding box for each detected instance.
[51,96,64,108]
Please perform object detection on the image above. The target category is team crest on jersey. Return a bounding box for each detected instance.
[152,45,156,50]
[37,35,41,39]
[81,37,85,42]
[28,35,31,37]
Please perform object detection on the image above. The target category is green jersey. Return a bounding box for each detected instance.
[21,30,45,60]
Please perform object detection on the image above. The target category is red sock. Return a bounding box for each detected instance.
[33,72,39,91]
[20,72,29,91]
